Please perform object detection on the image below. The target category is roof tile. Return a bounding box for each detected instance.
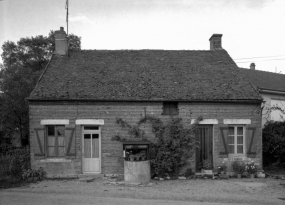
[29,50,262,101]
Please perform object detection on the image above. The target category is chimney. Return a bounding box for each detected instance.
[250,63,255,70]
[209,34,223,50]
[54,27,68,55]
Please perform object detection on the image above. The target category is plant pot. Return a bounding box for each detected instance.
[237,174,242,179]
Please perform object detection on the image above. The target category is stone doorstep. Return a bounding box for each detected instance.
[78,174,104,182]
[78,174,104,178]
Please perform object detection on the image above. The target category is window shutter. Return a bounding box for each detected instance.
[34,128,45,156]
[65,128,76,157]
[219,127,229,158]
[246,127,257,158]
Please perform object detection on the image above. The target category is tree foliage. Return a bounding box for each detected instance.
[0,31,81,147]
[263,121,285,167]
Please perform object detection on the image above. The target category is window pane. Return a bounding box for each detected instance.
[228,136,234,144]
[237,145,243,154]
[228,127,234,135]
[84,134,91,158]
[92,134,99,158]
[57,129,64,136]
[237,136,243,144]
[48,136,55,146]
[58,136,65,146]
[237,127,243,135]
[47,126,55,136]
[48,147,55,156]
[58,147,65,156]
[228,145,234,154]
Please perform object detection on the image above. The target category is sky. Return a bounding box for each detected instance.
[0,0,285,73]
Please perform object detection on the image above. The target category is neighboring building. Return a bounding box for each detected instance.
[240,64,285,126]
[27,27,263,177]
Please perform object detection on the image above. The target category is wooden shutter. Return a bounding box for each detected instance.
[219,127,229,158]
[246,127,257,158]
[65,128,76,157]
[34,128,45,156]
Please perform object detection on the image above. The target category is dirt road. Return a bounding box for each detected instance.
[1,177,285,205]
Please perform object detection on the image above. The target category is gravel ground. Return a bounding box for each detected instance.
[2,177,285,205]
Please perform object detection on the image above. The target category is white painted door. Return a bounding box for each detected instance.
[83,127,101,173]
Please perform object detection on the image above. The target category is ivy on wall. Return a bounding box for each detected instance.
[112,115,203,176]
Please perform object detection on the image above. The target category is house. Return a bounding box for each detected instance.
[240,64,285,126]
[28,27,263,177]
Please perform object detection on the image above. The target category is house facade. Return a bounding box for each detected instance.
[240,64,285,126]
[28,27,263,177]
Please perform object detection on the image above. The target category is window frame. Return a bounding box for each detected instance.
[162,102,179,115]
[46,125,65,157]
[227,126,245,158]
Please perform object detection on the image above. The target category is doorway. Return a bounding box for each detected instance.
[195,125,213,171]
[82,126,101,173]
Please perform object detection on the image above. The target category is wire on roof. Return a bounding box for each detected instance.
[234,55,285,60]
[236,58,285,63]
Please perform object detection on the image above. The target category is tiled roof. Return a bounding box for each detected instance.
[239,68,285,92]
[29,49,262,101]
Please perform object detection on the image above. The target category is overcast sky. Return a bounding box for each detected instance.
[0,0,285,73]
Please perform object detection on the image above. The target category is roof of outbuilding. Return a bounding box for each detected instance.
[239,68,285,92]
[28,49,262,102]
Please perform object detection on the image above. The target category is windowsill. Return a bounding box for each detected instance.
[161,113,179,116]
[40,158,72,163]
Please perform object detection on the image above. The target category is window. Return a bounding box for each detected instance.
[227,126,245,156]
[270,99,285,121]
[163,102,178,115]
[46,125,65,157]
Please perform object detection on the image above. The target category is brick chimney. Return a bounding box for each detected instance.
[54,27,68,55]
[209,34,223,50]
[250,63,255,70]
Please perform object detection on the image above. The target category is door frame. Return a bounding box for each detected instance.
[81,125,101,174]
[195,125,214,172]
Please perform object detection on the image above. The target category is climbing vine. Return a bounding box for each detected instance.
[112,115,203,176]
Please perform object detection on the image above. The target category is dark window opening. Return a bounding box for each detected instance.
[163,102,178,115]
[84,126,99,130]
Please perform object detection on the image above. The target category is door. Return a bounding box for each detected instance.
[82,126,101,173]
[195,125,213,171]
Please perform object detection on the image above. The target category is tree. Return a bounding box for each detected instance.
[0,31,81,147]
[263,121,285,167]
[1,31,81,70]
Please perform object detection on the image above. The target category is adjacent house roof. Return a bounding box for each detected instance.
[28,49,262,102]
[239,68,285,92]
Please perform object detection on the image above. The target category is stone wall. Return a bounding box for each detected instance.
[29,101,262,177]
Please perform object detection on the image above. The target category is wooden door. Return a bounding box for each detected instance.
[82,129,101,173]
[195,125,213,171]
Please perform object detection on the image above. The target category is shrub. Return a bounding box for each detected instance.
[244,161,259,174]
[149,117,199,176]
[202,159,213,170]
[232,161,245,175]
[0,147,30,177]
[263,121,285,167]
[21,167,45,182]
